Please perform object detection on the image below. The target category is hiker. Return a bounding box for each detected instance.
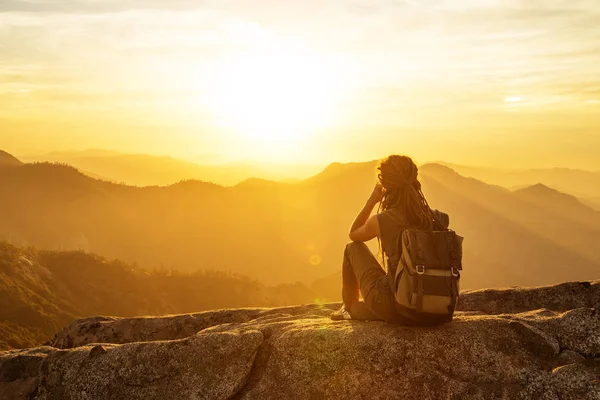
[331,155,462,325]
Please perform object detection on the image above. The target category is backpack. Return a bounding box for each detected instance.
[393,219,463,319]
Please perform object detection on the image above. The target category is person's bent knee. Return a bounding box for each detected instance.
[345,241,369,254]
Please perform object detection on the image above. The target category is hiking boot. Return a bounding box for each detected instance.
[330,305,352,321]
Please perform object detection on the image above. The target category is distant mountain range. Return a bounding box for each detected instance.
[20,150,324,187]
[1,149,598,294]
[440,162,600,199]
[20,150,600,203]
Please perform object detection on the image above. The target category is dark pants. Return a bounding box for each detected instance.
[342,242,404,323]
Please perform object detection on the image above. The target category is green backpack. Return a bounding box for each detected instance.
[394,222,464,318]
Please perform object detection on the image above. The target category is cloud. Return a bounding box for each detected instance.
[1,0,599,120]
[0,0,215,13]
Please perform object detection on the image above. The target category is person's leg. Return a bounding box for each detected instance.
[341,244,359,309]
[348,301,379,320]
[341,242,387,320]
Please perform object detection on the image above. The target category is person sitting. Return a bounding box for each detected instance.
[331,155,452,325]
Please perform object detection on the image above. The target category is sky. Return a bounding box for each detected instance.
[1,0,599,168]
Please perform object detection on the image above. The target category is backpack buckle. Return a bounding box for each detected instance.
[451,268,459,277]
[416,265,425,275]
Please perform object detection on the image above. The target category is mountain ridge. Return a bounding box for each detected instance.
[1,149,599,289]
[515,183,599,215]
[438,161,600,198]
[19,150,324,187]
[0,150,23,167]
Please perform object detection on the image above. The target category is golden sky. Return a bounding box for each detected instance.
[1,0,599,168]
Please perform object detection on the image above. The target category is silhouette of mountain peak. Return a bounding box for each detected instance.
[169,179,220,188]
[307,160,378,184]
[517,183,559,194]
[515,183,577,201]
[419,163,459,176]
[514,183,595,213]
[320,161,355,175]
[0,149,23,167]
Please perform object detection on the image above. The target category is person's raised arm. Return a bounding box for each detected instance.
[348,184,383,242]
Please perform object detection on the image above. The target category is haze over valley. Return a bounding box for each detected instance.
[2,149,599,295]
[19,149,324,186]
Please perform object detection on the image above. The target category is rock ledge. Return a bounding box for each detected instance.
[1,281,599,399]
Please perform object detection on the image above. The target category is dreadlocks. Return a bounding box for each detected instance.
[377,155,433,231]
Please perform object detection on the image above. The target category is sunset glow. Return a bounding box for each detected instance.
[1,1,599,168]
[1,2,600,376]
[199,44,348,159]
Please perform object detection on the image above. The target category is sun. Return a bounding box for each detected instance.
[202,45,345,159]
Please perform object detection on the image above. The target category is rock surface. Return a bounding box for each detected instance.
[1,281,599,400]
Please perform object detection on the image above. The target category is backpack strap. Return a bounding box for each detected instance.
[379,211,405,273]
[445,231,462,270]
[416,267,425,312]
[448,269,460,313]
[415,245,427,312]
[430,209,446,231]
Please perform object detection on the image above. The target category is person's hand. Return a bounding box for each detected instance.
[369,184,384,203]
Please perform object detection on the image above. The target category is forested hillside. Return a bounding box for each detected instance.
[0,242,315,350]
